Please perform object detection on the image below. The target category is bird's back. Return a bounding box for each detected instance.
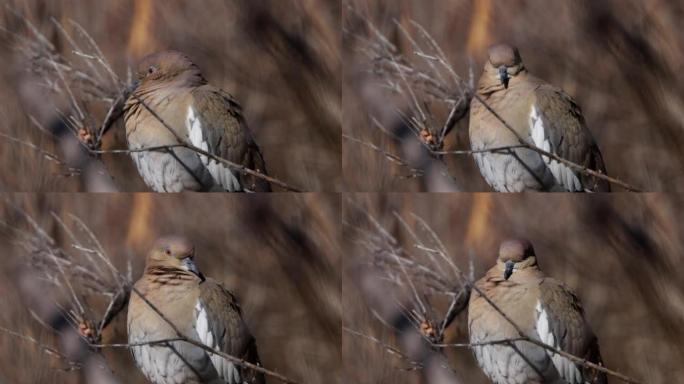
[190,86,271,192]
[529,82,610,192]
[537,278,607,384]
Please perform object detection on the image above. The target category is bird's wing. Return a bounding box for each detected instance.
[195,279,265,384]
[529,85,609,192]
[536,279,606,384]
[188,87,271,192]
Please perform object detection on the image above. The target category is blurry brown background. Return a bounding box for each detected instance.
[343,0,684,191]
[0,0,341,192]
[343,193,684,383]
[0,193,341,383]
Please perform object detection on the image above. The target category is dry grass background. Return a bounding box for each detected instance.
[343,0,684,192]
[343,193,684,383]
[0,193,341,383]
[0,0,341,192]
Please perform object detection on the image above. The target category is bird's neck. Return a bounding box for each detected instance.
[477,70,529,96]
[133,72,206,100]
[482,264,543,287]
[175,70,207,88]
[143,265,200,286]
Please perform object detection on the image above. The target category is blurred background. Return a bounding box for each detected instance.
[0,193,341,383]
[343,193,684,383]
[0,0,341,192]
[343,0,684,191]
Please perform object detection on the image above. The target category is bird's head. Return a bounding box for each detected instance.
[133,50,206,91]
[146,235,205,282]
[496,238,537,280]
[478,43,526,93]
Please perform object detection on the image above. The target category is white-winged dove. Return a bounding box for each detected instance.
[124,51,271,192]
[127,236,264,384]
[468,239,606,384]
[469,43,610,192]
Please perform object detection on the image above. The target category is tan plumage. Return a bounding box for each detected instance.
[124,51,270,192]
[468,239,606,384]
[127,236,264,384]
[469,43,609,192]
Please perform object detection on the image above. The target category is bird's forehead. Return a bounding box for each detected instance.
[497,239,533,262]
[154,235,194,256]
[137,50,194,71]
[487,44,521,67]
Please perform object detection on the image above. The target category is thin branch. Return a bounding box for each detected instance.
[342,133,424,177]
[0,326,83,370]
[343,327,423,370]
[0,132,79,175]
[96,91,127,144]
[90,143,303,192]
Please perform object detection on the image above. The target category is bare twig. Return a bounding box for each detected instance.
[347,199,469,346]
[342,134,423,178]
[350,7,471,153]
[343,327,423,370]
[0,132,78,175]
[0,326,83,371]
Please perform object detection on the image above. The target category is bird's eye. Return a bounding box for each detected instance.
[147,66,157,75]
[165,248,171,255]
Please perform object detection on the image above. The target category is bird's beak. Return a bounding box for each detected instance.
[497,65,509,88]
[182,258,206,283]
[504,260,515,280]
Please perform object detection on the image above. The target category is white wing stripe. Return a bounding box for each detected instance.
[186,106,242,191]
[529,106,582,191]
[535,301,583,384]
[195,300,242,383]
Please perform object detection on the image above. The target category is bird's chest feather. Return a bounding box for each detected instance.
[469,283,554,383]
[469,86,556,191]
[125,90,216,191]
[128,287,195,344]
[128,291,218,384]
[469,282,537,338]
[471,87,535,146]
[128,92,193,145]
